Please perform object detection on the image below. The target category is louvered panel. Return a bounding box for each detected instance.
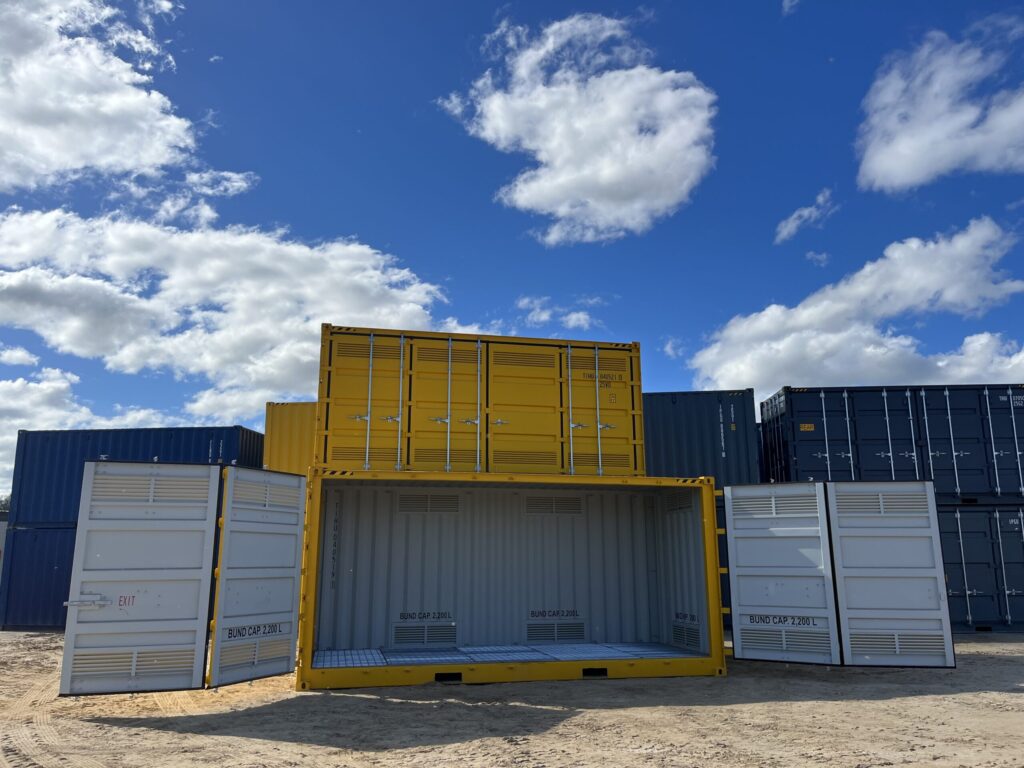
[524,496,583,514]
[90,476,153,502]
[740,628,784,651]
[896,633,946,655]
[135,649,196,676]
[730,496,774,516]
[258,638,293,662]
[493,450,558,466]
[71,651,134,676]
[151,478,213,503]
[569,357,628,372]
[772,495,821,515]
[849,632,898,655]
[834,493,882,514]
[331,447,401,463]
[526,623,557,642]
[220,643,258,668]
[572,453,631,468]
[783,630,832,654]
[880,493,929,514]
[556,622,586,642]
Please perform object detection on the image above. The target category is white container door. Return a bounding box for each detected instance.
[60,463,221,695]
[827,481,954,668]
[207,467,305,686]
[725,483,840,664]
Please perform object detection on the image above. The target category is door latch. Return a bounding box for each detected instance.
[64,594,112,609]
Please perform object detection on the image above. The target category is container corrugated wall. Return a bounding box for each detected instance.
[0,527,77,629]
[264,402,317,475]
[9,426,265,526]
[318,325,645,477]
[1,426,264,630]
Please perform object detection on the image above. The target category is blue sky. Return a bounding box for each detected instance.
[1,0,1023,491]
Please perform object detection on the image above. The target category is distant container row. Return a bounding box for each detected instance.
[762,384,1024,501]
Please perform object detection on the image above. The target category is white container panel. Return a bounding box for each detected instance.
[208,468,305,687]
[828,481,954,667]
[60,462,220,695]
[725,483,840,664]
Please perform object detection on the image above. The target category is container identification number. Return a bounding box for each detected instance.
[799,423,815,432]
[399,611,453,621]
[747,614,820,627]
[674,612,700,623]
[530,609,580,619]
[227,622,284,639]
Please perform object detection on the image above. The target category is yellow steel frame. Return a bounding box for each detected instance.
[295,470,725,690]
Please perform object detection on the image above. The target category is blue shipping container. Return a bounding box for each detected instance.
[761,384,1024,500]
[0,527,77,630]
[8,426,264,526]
[1,426,263,629]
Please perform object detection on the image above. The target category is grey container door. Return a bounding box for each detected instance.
[207,467,306,686]
[827,481,954,667]
[725,483,840,664]
[60,462,221,695]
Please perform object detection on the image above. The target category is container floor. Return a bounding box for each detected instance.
[312,642,698,669]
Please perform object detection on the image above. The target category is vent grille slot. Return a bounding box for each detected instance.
[881,494,929,514]
[572,452,630,468]
[393,625,427,645]
[663,492,693,511]
[525,496,584,514]
[417,347,477,364]
[849,632,898,655]
[414,448,478,464]
[732,494,819,517]
[335,342,403,360]
[741,627,784,651]
[895,633,946,654]
[392,624,457,647]
[258,638,292,662]
[570,356,628,372]
[220,642,257,668]
[398,494,460,514]
[492,350,557,368]
[71,651,133,676]
[834,493,882,514]
[135,649,196,676]
[426,624,457,645]
[672,623,700,649]
[92,476,211,504]
[526,622,585,642]
[493,450,558,466]
[526,623,556,642]
[330,447,398,463]
[233,480,302,509]
[782,630,831,653]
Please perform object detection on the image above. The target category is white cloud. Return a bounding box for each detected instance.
[516,295,554,326]
[442,14,717,245]
[857,17,1024,192]
[774,188,838,244]
[0,367,178,492]
[185,170,258,197]
[662,338,684,359]
[782,0,800,16]
[0,208,449,422]
[561,311,593,330]
[209,54,223,63]
[691,217,1024,401]
[0,0,194,193]
[0,345,39,366]
[805,250,830,267]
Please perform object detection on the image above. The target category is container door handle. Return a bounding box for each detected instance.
[492,419,509,426]
[460,418,479,426]
[430,416,449,424]
[380,415,399,423]
[65,594,112,609]
[570,422,588,430]
[598,422,616,431]
[350,414,369,422]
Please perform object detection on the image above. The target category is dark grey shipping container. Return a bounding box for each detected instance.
[938,503,1024,632]
[0,426,264,630]
[643,390,760,628]
[643,390,760,486]
[761,385,1024,500]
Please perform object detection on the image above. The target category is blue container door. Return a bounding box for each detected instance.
[921,389,995,496]
[0,527,77,629]
[987,387,1024,498]
[996,508,1024,626]
[783,390,848,482]
[847,389,921,483]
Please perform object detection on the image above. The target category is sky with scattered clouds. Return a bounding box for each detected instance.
[1,1,1023,491]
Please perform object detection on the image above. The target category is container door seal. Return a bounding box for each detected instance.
[60,462,221,695]
[725,483,841,664]
[827,481,955,668]
[207,467,306,686]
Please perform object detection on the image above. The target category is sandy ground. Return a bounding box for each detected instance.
[0,632,1021,768]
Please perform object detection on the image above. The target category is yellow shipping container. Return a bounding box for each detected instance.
[264,402,317,475]
[316,325,645,476]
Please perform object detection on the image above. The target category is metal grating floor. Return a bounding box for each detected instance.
[312,642,697,669]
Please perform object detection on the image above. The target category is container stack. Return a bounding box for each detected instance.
[268,325,726,690]
[760,384,1024,631]
[0,427,264,630]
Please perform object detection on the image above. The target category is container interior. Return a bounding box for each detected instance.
[312,481,710,668]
